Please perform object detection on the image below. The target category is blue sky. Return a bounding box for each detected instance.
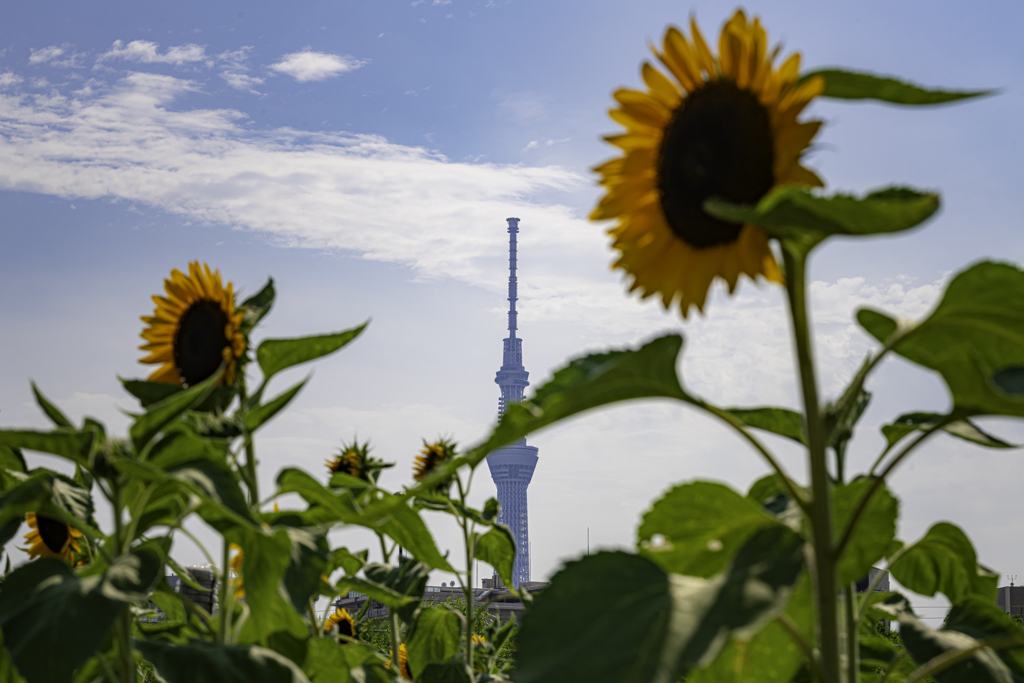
[2,0,1023,620]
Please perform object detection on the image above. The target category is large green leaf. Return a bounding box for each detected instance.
[437,334,692,481]
[800,68,993,105]
[281,528,330,613]
[704,186,939,248]
[130,369,221,451]
[302,638,388,683]
[637,481,781,578]
[516,526,805,683]
[687,573,813,683]
[233,527,294,640]
[0,470,95,536]
[136,639,310,683]
[121,379,236,411]
[474,525,516,590]
[898,597,1024,683]
[881,412,1016,452]
[0,431,93,467]
[725,407,805,445]
[364,558,431,624]
[859,262,1024,417]
[833,478,899,586]
[0,546,162,683]
[275,469,450,570]
[30,383,73,429]
[257,323,367,382]
[405,606,463,679]
[420,662,473,683]
[889,522,998,603]
[246,378,309,432]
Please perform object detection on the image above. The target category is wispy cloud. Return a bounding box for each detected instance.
[99,40,207,65]
[217,46,263,94]
[269,50,366,82]
[220,71,264,93]
[28,44,88,68]
[29,45,66,65]
[524,138,570,151]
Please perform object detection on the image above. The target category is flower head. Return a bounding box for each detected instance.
[324,607,356,643]
[412,438,457,486]
[139,262,246,387]
[592,11,824,316]
[22,512,83,564]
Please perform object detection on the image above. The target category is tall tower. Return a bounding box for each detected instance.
[487,217,538,588]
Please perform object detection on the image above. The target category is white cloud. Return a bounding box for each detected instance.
[29,45,66,65]
[0,72,23,89]
[99,40,207,65]
[221,71,264,93]
[269,50,366,82]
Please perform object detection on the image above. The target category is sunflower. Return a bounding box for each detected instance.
[412,439,456,482]
[324,607,356,643]
[326,446,364,479]
[22,512,82,563]
[230,543,245,599]
[139,261,246,387]
[386,643,412,680]
[591,10,825,316]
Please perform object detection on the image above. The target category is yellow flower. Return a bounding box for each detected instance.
[230,543,245,599]
[139,261,246,387]
[22,512,82,563]
[325,448,363,479]
[324,607,356,643]
[592,10,824,316]
[413,439,456,482]
[472,634,486,645]
[386,643,412,680]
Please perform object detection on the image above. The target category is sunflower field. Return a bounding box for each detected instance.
[2,8,1024,683]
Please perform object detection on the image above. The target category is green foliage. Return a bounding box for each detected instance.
[257,323,367,383]
[859,261,1024,417]
[406,606,463,679]
[800,68,993,105]
[889,522,998,603]
[135,640,309,683]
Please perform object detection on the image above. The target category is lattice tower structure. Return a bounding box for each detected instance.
[486,217,538,588]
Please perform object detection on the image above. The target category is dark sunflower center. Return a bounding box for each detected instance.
[174,300,229,387]
[37,515,69,554]
[657,80,775,249]
[337,619,354,639]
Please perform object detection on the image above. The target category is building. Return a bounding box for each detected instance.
[486,217,538,588]
[997,583,1024,617]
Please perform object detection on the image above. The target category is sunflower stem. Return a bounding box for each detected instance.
[845,583,858,683]
[455,475,476,673]
[238,373,259,507]
[783,246,840,683]
[218,538,231,643]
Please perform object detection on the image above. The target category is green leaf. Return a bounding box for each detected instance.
[898,598,1022,683]
[833,478,899,586]
[405,606,463,679]
[234,527,294,640]
[687,573,813,683]
[0,550,160,683]
[241,277,276,327]
[801,68,993,105]
[364,559,432,624]
[130,369,221,452]
[637,481,781,578]
[282,528,329,613]
[516,526,805,683]
[882,412,1017,452]
[859,262,1024,417]
[0,447,26,474]
[445,334,692,479]
[704,186,940,248]
[0,430,93,467]
[122,379,236,411]
[257,323,367,382]
[475,525,517,590]
[419,662,473,683]
[30,383,72,429]
[302,638,387,683]
[246,377,309,432]
[889,522,998,603]
[328,548,367,577]
[725,407,805,445]
[330,577,418,608]
[135,639,310,683]
[0,471,95,537]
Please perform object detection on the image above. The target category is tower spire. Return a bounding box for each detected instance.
[487,217,538,588]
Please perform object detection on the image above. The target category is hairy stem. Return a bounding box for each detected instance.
[845,584,858,683]
[239,373,259,507]
[778,614,826,683]
[454,476,476,672]
[218,539,232,643]
[783,247,839,683]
